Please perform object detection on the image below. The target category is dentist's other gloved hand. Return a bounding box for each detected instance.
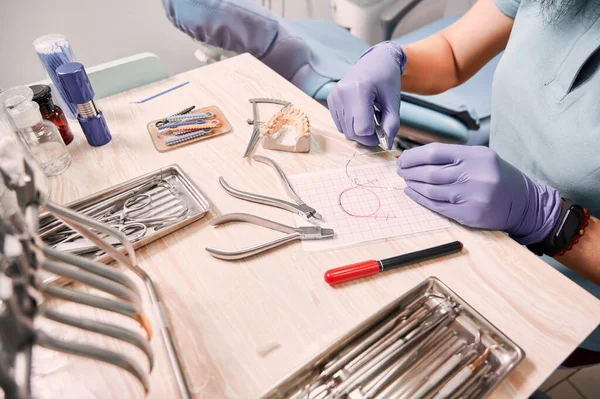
[396,143,562,245]
[327,41,407,149]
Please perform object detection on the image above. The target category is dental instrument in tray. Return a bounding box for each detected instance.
[49,222,148,256]
[38,164,212,284]
[167,119,220,134]
[155,105,198,126]
[161,111,215,123]
[42,173,187,253]
[257,277,524,399]
[218,155,323,223]
[157,118,217,132]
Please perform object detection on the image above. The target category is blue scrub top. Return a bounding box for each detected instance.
[491,0,600,351]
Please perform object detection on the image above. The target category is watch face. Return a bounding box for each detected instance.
[555,207,584,248]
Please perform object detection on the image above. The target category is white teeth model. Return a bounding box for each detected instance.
[260,106,311,153]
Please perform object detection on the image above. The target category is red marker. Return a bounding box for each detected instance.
[324,241,464,285]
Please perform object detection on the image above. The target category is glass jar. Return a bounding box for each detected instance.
[0,90,51,199]
[1,86,71,177]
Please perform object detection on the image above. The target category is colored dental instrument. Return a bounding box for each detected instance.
[168,120,219,133]
[155,105,196,127]
[165,129,213,146]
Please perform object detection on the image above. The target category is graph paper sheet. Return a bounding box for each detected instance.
[287,161,451,251]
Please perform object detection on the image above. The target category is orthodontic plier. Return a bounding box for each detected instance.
[205,213,334,260]
[218,155,323,223]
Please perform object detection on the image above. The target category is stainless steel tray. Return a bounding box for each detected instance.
[258,277,525,399]
[39,164,212,284]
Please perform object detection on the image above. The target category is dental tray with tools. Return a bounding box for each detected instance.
[38,164,213,285]
[259,277,524,399]
[147,105,233,152]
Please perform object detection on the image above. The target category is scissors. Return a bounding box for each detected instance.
[47,178,188,253]
[97,181,189,228]
[41,176,166,240]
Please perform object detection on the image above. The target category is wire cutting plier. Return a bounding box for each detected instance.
[205,213,334,260]
[218,155,323,223]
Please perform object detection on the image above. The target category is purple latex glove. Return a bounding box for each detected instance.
[396,143,562,245]
[327,41,407,149]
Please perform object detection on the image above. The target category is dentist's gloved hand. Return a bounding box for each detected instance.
[327,41,407,149]
[396,143,562,245]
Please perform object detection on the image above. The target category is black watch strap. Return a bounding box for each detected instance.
[527,199,585,256]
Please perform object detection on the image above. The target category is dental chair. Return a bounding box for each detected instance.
[161,0,499,148]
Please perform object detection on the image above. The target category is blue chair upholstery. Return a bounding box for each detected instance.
[162,0,497,146]
[266,19,370,98]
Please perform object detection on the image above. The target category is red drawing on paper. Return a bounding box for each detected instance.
[344,155,404,191]
[338,180,396,220]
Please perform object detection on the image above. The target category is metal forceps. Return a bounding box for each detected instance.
[219,155,323,223]
[51,223,148,255]
[205,213,333,260]
[38,176,161,239]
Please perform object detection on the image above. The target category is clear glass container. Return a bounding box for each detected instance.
[0,90,51,202]
[20,121,72,176]
[1,86,71,177]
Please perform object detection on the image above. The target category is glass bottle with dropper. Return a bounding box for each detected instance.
[30,84,74,145]
[2,86,71,176]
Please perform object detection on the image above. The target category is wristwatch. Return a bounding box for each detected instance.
[527,199,587,256]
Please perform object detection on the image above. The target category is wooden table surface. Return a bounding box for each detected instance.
[32,53,600,399]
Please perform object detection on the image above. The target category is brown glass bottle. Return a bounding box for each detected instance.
[30,84,74,145]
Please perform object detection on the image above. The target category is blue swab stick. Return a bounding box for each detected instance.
[131,81,190,104]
